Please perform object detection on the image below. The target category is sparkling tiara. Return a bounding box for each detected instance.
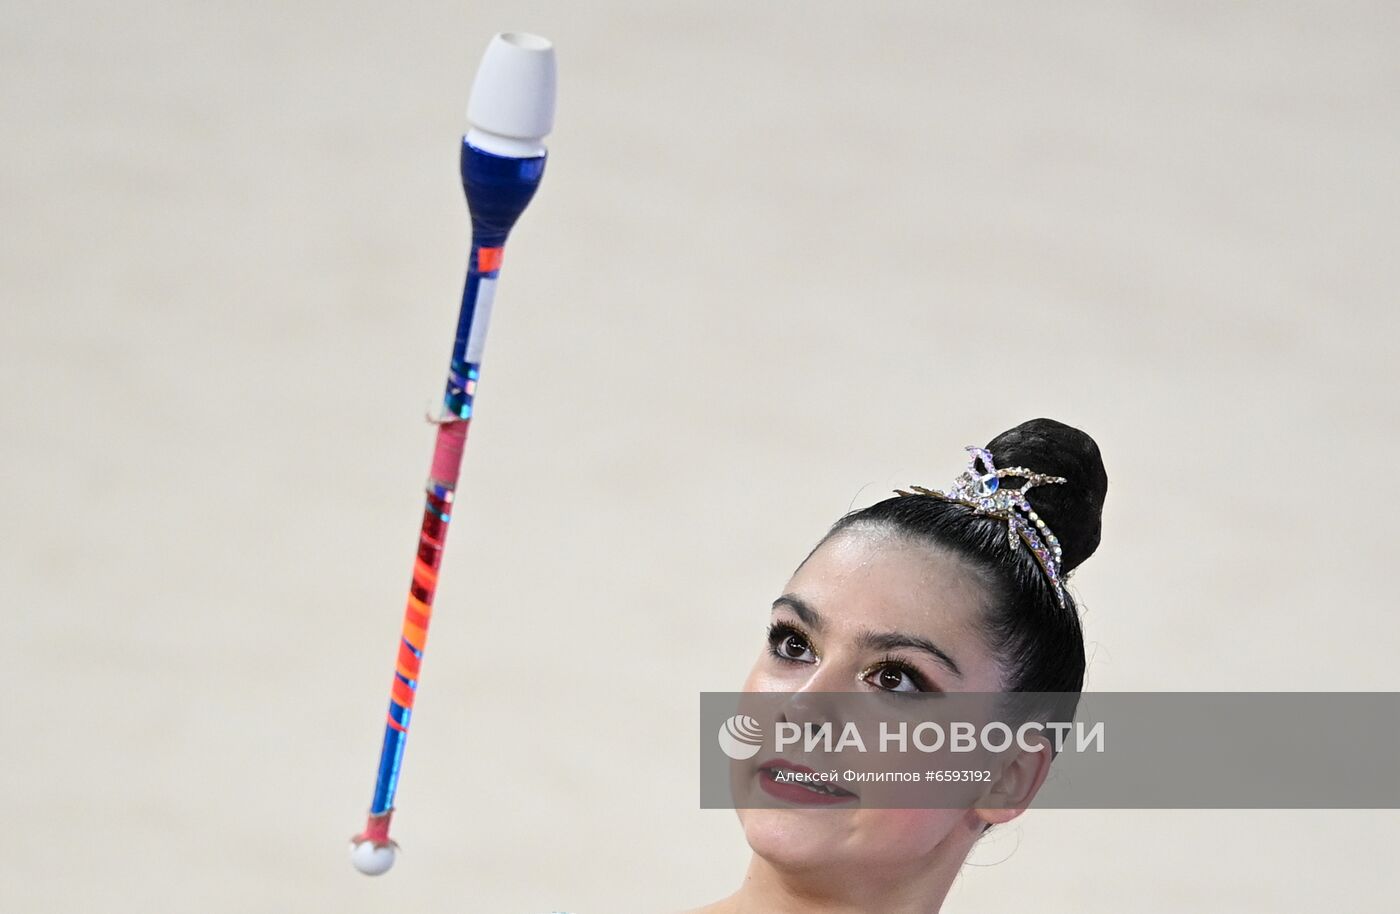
[895,446,1070,607]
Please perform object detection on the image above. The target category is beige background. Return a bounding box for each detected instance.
[3,2,1398,912]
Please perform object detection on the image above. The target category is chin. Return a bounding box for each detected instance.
[739,806,856,871]
[738,805,962,873]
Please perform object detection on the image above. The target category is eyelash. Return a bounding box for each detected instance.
[765,622,935,693]
[865,655,933,693]
[767,621,813,663]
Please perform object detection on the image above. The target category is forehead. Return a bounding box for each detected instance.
[785,526,1002,679]
[789,525,989,615]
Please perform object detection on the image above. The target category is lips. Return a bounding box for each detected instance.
[755,757,858,806]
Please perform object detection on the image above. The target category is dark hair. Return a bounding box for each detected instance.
[821,418,1108,694]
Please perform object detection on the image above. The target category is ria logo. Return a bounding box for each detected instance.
[717,714,764,760]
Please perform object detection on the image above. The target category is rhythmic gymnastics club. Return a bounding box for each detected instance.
[350,32,556,876]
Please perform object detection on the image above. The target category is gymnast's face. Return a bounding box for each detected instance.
[734,524,1022,876]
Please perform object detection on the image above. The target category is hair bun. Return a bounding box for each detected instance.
[985,418,1107,574]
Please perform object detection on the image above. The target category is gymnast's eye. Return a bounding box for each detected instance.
[862,658,930,694]
[767,622,816,664]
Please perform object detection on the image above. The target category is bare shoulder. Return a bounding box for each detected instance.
[677,900,733,914]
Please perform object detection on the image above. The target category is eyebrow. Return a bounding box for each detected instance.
[770,594,965,679]
[772,594,823,629]
[857,630,964,679]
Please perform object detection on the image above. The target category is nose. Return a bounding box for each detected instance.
[777,662,853,733]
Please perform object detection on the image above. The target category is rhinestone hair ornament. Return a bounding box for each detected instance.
[895,446,1071,607]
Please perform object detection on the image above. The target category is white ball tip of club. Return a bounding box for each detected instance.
[466,31,556,158]
[350,839,397,876]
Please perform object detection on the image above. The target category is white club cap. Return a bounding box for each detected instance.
[466,32,557,158]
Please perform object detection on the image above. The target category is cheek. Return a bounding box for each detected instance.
[743,653,802,692]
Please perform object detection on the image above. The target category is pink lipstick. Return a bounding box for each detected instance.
[755,758,858,806]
